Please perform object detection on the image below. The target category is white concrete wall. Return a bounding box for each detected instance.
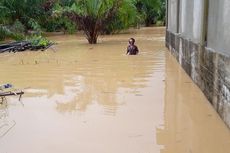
[167,0,178,33]
[193,0,203,42]
[168,0,230,55]
[179,0,204,43]
[207,0,230,55]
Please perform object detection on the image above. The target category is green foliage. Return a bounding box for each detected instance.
[136,0,165,26]
[28,18,42,33]
[104,0,140,34]
[54,0,140,43]
[0,26,11,41]
[44,15,77,34]
[156,0,166,24]
[0,25,25,41]
[11,20,25,33]
[0,0,45,24]
[27,35,50,47]
[0,5,11,24]
[0,0,44,40]
[63,18,77,34]
[10,33,25,41]
[45,18,63,32]
[0,0,166,42]
[155,20,164,26]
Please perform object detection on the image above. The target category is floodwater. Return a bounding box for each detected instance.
[0,27,230,153]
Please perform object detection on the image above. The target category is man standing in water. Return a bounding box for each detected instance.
[126,38,139,55]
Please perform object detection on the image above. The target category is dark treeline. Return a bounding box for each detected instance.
[0,0,165,44]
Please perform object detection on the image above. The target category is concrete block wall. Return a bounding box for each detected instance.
[166,30,230,128]
[208,0,230,55]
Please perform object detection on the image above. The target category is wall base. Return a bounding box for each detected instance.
[166,30,230,128]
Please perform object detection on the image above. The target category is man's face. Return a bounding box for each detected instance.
[129,39,134,45]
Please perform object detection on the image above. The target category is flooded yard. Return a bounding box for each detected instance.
[0,27,230,153]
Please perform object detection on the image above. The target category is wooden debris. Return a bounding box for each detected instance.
[0,41,54,53]
[0,84,25,104]
[0,91,24,103]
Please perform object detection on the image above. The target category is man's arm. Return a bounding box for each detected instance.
[136,46,139,54]
[126,46,130,55]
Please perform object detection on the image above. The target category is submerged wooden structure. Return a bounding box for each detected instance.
[0,41,54,53]
[0,91,24,102]
[0,84,24,104]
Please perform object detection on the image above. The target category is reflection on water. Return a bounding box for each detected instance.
[0,27,230,153]
[0,102,16,138]
[156,53,230,153]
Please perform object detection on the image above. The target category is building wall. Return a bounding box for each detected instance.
[166,0,230,128]
[179,0,204,43]
[208,0,230,55]
[167,0,178,33]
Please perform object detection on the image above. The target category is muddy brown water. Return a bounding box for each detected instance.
[0,27,230,153]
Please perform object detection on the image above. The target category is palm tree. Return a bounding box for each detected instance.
[56,0,138,44]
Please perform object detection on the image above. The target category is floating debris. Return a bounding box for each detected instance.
[0,84,24,104]
[0,36,55,53]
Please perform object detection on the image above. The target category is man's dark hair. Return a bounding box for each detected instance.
[130,38,135,43]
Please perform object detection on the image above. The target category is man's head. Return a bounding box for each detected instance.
[129,38,135,45]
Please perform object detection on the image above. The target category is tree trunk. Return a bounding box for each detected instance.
[87,37,97,44]
[145,18,152,27]
[87,32,98,44]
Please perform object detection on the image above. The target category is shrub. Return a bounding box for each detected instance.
[11,20,25,33]
[27,35,51,47]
